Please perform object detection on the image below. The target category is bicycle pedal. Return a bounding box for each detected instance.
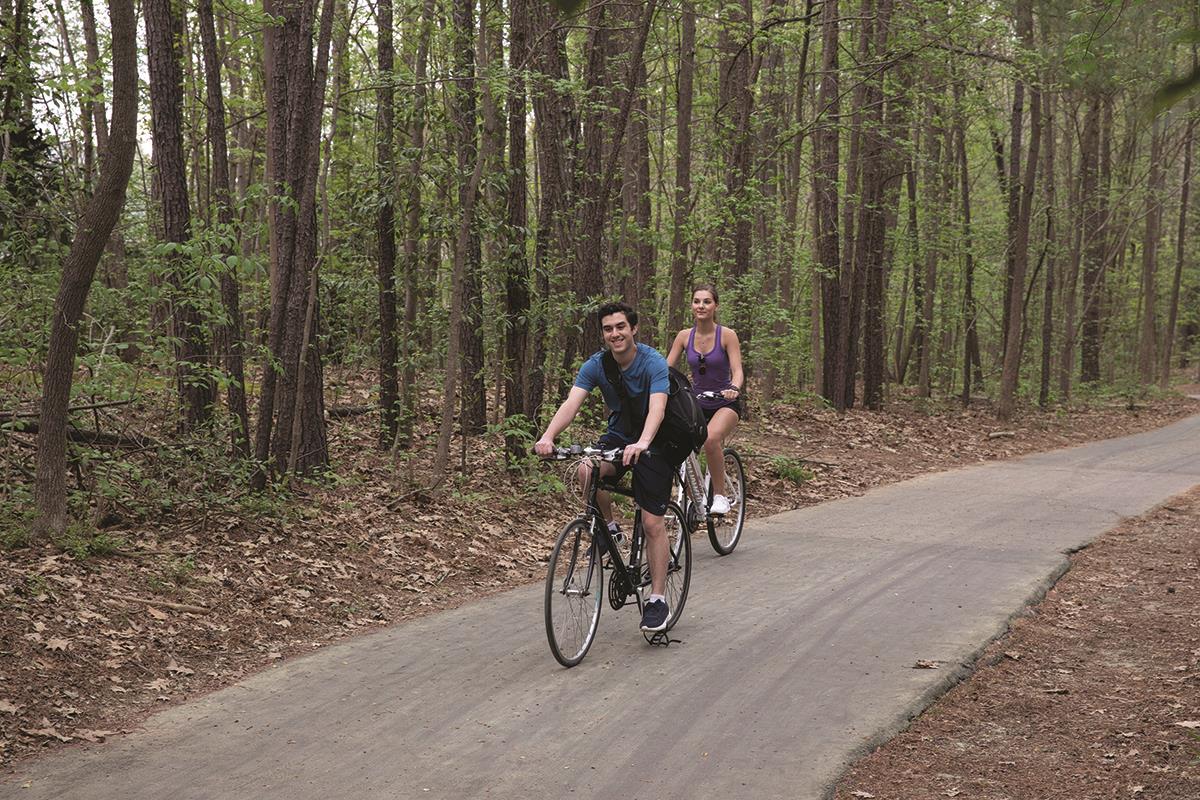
[646,631,678,647]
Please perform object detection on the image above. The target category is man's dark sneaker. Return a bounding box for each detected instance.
[640,598,669,632]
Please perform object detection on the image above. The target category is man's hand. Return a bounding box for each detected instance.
[534,437,555,457]
[623,440,650,466]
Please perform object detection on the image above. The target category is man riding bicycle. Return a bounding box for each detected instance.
[535,302,689,633]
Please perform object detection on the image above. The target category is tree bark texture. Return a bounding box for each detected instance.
[145,0,214,429]
[1078,93,1104,384]
[1137,117,1163,384]
[813,0,841,406]
[377,0,399,447]
[667,0,696,336]
[253,0,333,485]
[34,0,138,537]
[1161,106,1194,389]
[503,0,531,464]
[197,0,250,456]
[451,0,486,435]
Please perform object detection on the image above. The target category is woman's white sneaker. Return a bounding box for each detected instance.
[709,494,730,515]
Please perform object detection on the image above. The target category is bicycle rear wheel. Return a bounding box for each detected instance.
[707,448,746,555]
[638,502,691,630]
[545,518,603,667]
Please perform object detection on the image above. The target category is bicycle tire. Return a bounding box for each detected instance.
[706,448,746,555]
[637,502,691,629]
[544,518,603,667]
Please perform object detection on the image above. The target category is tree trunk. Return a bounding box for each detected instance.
[566,0,657,368]
[1038,90,1056,408]
[80,0,129,292]
[667,0,696,336]
[813,0,841,407]
[145,0,214,429]
[377,0,399,446]
[997,0,1041,422]
[1059,103,1082,399]
[917,106,945,400]
[34,0,138,538]
[1161,105,1195,389]
[448,0,486,435]
[398,0,434,446]
[253,0,334,485]
[1137,117,1163,384]
[503,0,531,465]
[858,0,897,410]
[956,83,981,405]
[527,1,576,417]
[197,0,250,455]
[1078,93,1104,384]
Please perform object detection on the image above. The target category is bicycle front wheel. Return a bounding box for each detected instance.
[707,448,747,555]
[545,518,603,667]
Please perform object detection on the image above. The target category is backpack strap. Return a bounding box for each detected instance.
[601,351,644,439]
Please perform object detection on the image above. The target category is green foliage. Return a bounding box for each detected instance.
[771,457,814,486]
[56,524,128,560]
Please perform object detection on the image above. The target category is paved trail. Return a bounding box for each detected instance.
[8,414,1200,800]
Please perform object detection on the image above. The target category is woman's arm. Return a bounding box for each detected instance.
[665,329,688,371]
[724,328,745,396]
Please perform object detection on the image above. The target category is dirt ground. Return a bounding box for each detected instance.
[832,485,1200,800]
[2,387,1198,776]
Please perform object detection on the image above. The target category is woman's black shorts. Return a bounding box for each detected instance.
[702,397,745,422]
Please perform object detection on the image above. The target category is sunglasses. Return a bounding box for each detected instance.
[697,353,706,375]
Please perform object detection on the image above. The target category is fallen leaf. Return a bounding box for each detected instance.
[45,638,70,652]
[166,659,194,676]
[74,729,115,743]
[1004,651,1021,660]
[22,719,72,742]
[145,678,171,691]
[147,607,168,621]
[851,792,876,799]
[0,699,19,714]
[945,789,961,797]
[914,659,941,669]
[1174,721,1200,729]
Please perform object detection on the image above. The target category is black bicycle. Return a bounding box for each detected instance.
[540,445,691,667]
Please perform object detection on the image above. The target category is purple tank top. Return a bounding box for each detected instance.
[686,326,733,411]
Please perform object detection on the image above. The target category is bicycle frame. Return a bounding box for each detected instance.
[576,458,645,603]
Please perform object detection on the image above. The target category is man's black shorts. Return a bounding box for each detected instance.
[595,434,687,517]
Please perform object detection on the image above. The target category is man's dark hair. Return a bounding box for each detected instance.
[597,301,638,329]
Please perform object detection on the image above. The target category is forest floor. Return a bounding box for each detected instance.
[2,383,1199,782]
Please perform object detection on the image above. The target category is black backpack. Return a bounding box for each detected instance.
[601,351,708,454]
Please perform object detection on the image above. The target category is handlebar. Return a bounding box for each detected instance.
[695,390,734,400]
[535,445,626,462]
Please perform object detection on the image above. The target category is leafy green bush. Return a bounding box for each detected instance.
[771,456,814,486]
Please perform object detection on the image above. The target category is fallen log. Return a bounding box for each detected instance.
[108,593,211,614]
[2,420,160,449]
[327,404,375,419]
[0,399,133,421]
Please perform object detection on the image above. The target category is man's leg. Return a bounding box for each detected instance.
[576,460,617,522]
[640,510,668,597]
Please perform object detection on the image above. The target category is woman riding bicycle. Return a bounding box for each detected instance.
[666,284,744,516]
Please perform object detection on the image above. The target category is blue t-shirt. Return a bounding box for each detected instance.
[574,344,670,444]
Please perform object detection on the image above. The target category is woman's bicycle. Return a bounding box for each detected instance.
[540,445,692,668]
[675,391,747,556]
